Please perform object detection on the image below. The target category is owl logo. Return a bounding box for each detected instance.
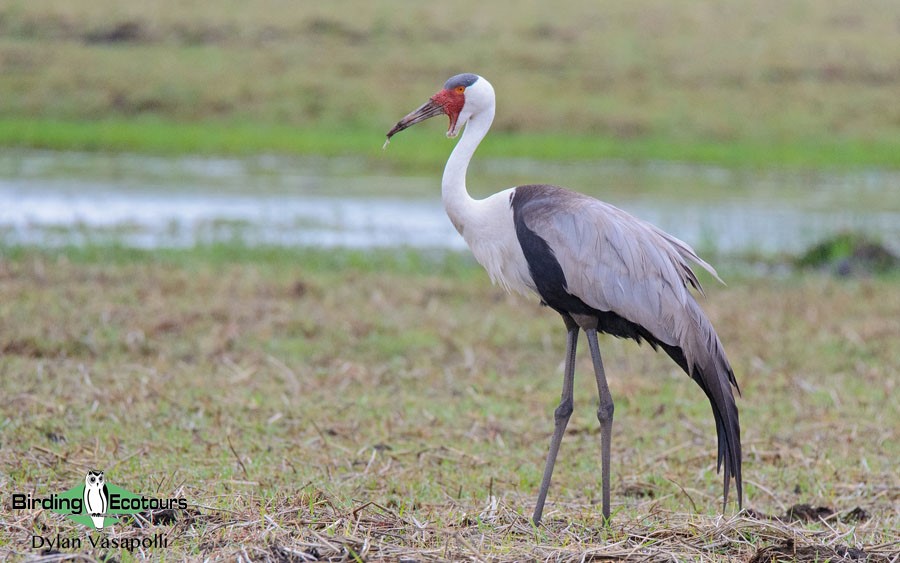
[83,470,109,529]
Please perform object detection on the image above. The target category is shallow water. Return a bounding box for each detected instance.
[1,150,897,255]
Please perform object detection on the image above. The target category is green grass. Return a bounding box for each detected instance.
[3,1,900,167]
[0,245,897,560]
[6,117,900,170]
[0,118,381,159]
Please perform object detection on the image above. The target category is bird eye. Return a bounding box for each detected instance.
[455,86,465,94]
[90,477,95,483]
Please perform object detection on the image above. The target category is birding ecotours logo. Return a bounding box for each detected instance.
[11,470,182,530]
[10,469,186,551]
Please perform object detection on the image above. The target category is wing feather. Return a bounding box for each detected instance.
[522,189,713,366]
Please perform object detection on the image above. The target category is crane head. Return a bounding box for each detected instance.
[385,73,485,144]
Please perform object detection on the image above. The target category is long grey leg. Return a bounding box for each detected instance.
[586,328,614,522]
[532,317,579,526]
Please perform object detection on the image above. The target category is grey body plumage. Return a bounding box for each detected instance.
[511,184,742,520]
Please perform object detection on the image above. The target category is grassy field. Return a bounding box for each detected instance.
[0,246,897,560]
[3,1,900,167]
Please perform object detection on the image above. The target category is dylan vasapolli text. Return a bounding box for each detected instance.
[32,533,169,551]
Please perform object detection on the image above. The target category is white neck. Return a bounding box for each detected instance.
[441,105,495,234]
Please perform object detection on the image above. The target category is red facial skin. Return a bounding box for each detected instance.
[384,86,468,141]
[430,87,466,132]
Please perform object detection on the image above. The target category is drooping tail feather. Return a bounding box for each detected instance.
[660,319,742,510]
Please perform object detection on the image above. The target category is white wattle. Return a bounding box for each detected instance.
[440,92,536,297]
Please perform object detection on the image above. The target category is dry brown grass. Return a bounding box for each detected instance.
[0,248,898,560]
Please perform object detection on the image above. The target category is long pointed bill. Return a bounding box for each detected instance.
[385,99,445,141]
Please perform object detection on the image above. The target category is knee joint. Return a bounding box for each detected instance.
[554,400,573,422]
[596,400,614,424]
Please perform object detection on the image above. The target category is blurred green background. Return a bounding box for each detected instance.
[3,0,900,166]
